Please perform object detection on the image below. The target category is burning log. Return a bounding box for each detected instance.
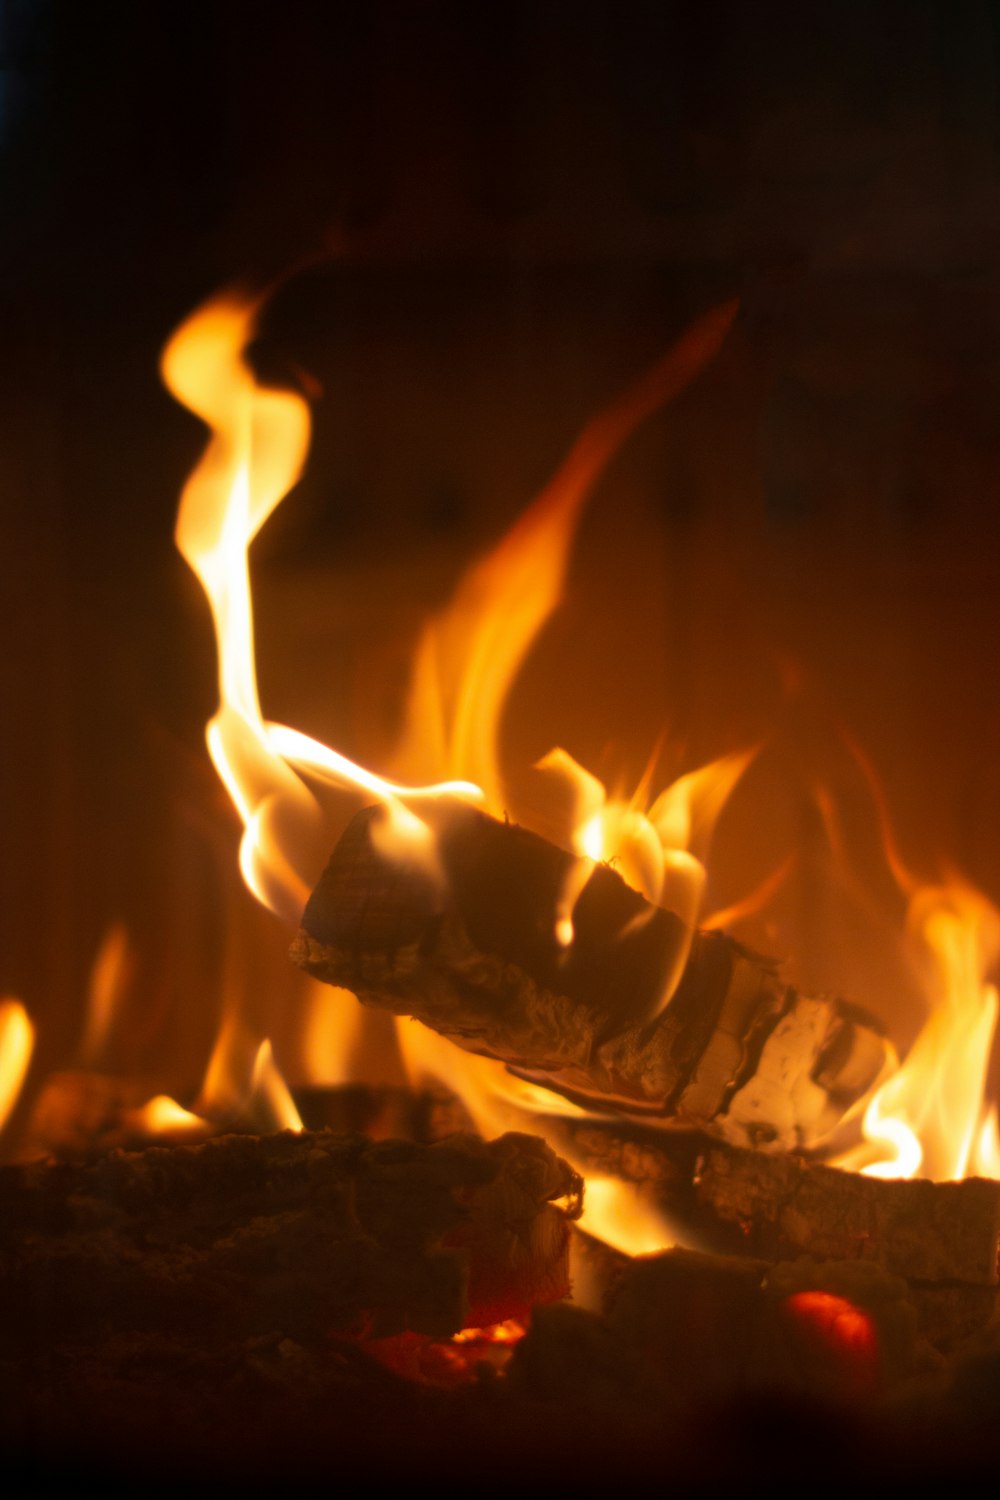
[0,1128,581,1353]
[552,1118,1000,1347]
[292,802,892,1151]
[556,1119,1000,1287]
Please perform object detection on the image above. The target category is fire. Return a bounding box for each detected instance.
[0,267,913,1270]
[157,275,1000,1242]
[0,999,34,1139]
[157,286,745,1252]
[829,748,1000,1182]
[79,922,133,1068]
[161,295,480,922]
[836,874,1000,1181]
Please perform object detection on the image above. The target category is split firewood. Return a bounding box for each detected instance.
[292,802,893,1151]
[0,1128,582,1352]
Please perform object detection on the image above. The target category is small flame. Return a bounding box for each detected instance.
[396,1017,680,1256]
[129,1094,207,1138]
[972,1106,1000,1177]
[0,999,34,1138]
[534,745,755,1020]
[452,1319,525,1345]
[847,881,1000,1181]
[829,749,1000,1182]
[79,922,133,1067]
[577,1175,676,1256]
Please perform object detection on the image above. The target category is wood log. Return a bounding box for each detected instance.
[292,802,893,1151]
[0,1128,582,1352]
[549,1117,1000,1348]
[553,1118,1000,1287]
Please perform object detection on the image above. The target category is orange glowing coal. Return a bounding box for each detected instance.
[782,1291,880,1393]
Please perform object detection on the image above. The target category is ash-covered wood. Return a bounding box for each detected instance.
[292,802,892,1151]
[0,1128,581,1352]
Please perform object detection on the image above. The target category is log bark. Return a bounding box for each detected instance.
[554,1118,1000,1288]
[292,802,892,1151]
[0,1128,582,1352]
[550,1117,1000,1348]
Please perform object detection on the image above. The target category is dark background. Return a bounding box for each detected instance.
[4,0,1000,1090]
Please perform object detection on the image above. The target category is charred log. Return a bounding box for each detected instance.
[292,802,892,1151]
[0,1128,581,1353]
[554,1118,1000,1288]
[512,1248,921,1406]
[551,1117,1000,1348]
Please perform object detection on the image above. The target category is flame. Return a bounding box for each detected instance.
[161,293,482,924]
[161,291,484,1127]
[828,749,1000,1181]
[577,1176,676,1256]
[395,1015,681,1255]
[160,280,1000,1211]
[160,287,742,1224]
[79,922,133,1067]
[0,999,34,1138]
[452,1319,525,1345]
[128,1094,207,1138]
[843,879,1000,1181]
[531,745,756,1018]
[393,301,739,809]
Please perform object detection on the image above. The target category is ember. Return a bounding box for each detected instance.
[782,1291,880,1394]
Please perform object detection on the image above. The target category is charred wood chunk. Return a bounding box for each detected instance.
[694,1141,1000,1289]
[0,1128,582,1352]
[292,802,892,1150]
[605,1249,919,1397]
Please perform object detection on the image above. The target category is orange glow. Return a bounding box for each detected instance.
[782,1291,880,1391]
[452,1319,525,1345]
[79,922,133,1067]
[128,1094,208,1138]
[0,999,34,1138]
[577,1175,677,1256]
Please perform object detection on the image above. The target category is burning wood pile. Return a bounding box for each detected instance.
[5,287,1000,1483]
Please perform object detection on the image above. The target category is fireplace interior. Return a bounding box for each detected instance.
[5,0,1000,1485]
